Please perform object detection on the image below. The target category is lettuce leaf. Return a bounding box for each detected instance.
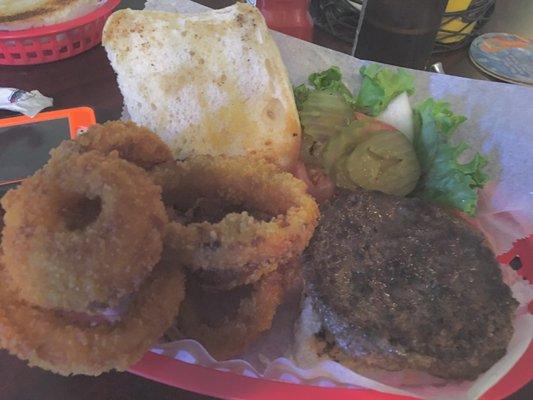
[293,67,357,110]
[309,67,356,105]
[413,99,488,215]
[355,64,415,116]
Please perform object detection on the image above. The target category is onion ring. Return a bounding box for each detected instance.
[0,252,186,376]
[75,120,174,170]
[152,156,319,288]
[48,121,173,172]
[1,151,168,312]
[169,258,301,360]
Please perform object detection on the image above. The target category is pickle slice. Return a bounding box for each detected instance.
[331,156,358,190]
[346,131,420,196]
[322,121,387,174]
[299,90,353,142]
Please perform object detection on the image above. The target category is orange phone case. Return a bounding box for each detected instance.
[0,107,96,186]
[0,107,96,139]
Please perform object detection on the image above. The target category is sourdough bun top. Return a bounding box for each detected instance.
[102,4,301,170]
[0,0,102,31]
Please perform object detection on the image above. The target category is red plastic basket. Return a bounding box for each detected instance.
[0,0,120,66]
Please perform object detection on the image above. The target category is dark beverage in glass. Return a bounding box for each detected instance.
[352,0,448,69]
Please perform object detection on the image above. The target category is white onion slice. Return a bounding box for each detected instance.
[377,92,414,141]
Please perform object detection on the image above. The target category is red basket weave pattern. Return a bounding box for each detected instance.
[0,0,120,66]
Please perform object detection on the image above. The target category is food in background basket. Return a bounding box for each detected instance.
[0,0,103,30]
[294,189,517,380]
[0,122,186,376]
[102,3,301,171]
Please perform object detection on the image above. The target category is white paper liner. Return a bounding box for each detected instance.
[126,1,533,398]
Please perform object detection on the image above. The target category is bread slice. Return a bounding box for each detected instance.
[102,3,301,170]
[0,0,101,30]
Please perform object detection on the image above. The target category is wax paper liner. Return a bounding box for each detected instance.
[129,1,533,398]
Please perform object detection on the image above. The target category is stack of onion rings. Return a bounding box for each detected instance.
[0,124,320,370]
[0,127,186,375]
[152,155,318,358]
[152,155,319,289]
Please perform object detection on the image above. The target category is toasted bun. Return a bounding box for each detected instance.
[102,4,301,171]
[0,0,101,31]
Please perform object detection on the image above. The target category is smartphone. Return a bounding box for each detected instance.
[0,107,96,196]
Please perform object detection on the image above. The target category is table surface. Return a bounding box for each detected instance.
[0,0,531,399]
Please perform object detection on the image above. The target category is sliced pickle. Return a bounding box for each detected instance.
[345,131,420,196]
[299,90,353,142]
[322,121,386,174]
[331,156,358,190]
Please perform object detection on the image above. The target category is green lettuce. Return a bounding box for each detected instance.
[293,66,356,110]
[355,64,415,116]
[413,99,488,215]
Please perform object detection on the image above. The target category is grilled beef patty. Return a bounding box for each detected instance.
[302,189,517,380]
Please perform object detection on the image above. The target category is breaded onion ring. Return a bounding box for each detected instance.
[0,253,186,376]
[75,121,174,170]
[152,156,319,288]
[170,259,301,360]
[1,151,168,312]
[48,121,173,172]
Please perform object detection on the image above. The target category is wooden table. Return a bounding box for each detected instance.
[0,1,531,399]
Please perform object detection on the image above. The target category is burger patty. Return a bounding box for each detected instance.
[302,189,517,380]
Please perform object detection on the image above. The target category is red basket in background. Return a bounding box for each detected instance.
[0,0,120,66]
